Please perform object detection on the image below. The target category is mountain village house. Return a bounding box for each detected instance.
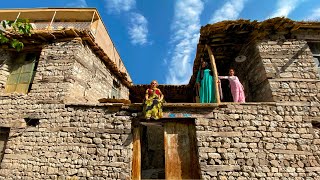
[0,8,320,179]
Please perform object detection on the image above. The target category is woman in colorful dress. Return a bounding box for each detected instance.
[196,61,217,103]
[143,80,164,119]
[218,68,245,103]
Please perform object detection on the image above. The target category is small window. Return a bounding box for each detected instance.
[25,118,40,127]
[111,79,121,99]
[0,127,10,163]
[312,120,320,129]
[5,53,38,94]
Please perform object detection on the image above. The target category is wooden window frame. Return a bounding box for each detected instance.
[5,53,38,94]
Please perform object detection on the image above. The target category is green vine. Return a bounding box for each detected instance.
[0,19,33,51]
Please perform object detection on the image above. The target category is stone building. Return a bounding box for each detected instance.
[0,8,319,180]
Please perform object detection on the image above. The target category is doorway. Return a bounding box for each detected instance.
[132,119,201,179]
[141,122,165,179]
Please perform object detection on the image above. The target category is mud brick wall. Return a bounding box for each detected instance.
[258,40,320,102]
[196,103,320,179]
[0,99,133,180]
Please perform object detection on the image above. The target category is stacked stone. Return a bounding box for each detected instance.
[258,40,320,102]
[269,80,320,102]
[69,45,129,103]
[196,103,320,179]
[0,50,13,90]
[0,40,133,179]
[239,42,273,102]
[0,98,133,179]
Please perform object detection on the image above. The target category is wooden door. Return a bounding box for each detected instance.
[164,120,200,179]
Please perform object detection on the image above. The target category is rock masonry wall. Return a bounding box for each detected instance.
[0,40,129,103]
[196,102,320,179]
[0,99,133,180]
[0,50,13,90]
[67,43,129,103]
[0,40,132,179]
[258,40,320,102]
[239,42,273,102]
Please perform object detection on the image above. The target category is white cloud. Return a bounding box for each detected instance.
[128,13,149,45]
[105,0,136,14]
[268,0,303,18]
[209,0,247,23]
[305,8,320,21]
[165,0,204,84]
[66,0,88,7]
[103,0,149,45]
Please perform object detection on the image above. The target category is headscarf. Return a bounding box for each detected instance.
[200,61,211,80]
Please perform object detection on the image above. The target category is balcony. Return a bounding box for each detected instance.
[0,8,132,83]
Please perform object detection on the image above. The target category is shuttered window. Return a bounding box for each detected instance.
[5,53,37,94]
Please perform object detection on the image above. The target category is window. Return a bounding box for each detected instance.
[0,127,10,163]
[308,42,320,76]
[111,79,121,99]
[5,53,38,94]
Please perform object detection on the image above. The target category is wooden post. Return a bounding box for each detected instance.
[132,125,141,180]
[14,12,21,23]
[206,44,221,103]
[48,11,57,30]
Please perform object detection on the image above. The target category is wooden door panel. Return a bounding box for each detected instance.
[164,121,200,179]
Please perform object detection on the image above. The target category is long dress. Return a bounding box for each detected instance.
[196,69,217,103]
[218,76,245,103]
[143,88,163,119]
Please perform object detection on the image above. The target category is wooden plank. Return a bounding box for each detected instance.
[164,121,201,179]
[164,122,183,179]
[16,54,36,94]
[206,44,221,103]
[132,126,141,180]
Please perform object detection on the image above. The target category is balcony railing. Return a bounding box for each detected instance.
[31,21,92,31]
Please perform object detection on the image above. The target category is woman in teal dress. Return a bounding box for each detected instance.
[196,61,217,103]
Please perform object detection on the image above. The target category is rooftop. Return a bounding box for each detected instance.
[0,8,132,86]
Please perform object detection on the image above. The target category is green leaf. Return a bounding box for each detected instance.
[0,18,32,51]
[0,34,9,44]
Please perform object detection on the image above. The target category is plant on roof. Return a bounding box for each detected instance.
[0,19,33,51]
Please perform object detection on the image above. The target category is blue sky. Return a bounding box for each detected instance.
[1,0,320,85]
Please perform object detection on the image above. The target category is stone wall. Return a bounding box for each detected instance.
[0,50,13,90]
[0,99,133,180]
[0,40,129,103]
[239,43,273,102]
[1,98,320,179]
[0,41,76,102]
[67,44,129,103]
[0,39,133,179]
[258,40,320,102]
[196,103,320,179]
[269,79,320,102]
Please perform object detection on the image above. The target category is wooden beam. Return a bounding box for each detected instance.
[205,44,221,103]
[132,125,141,180]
